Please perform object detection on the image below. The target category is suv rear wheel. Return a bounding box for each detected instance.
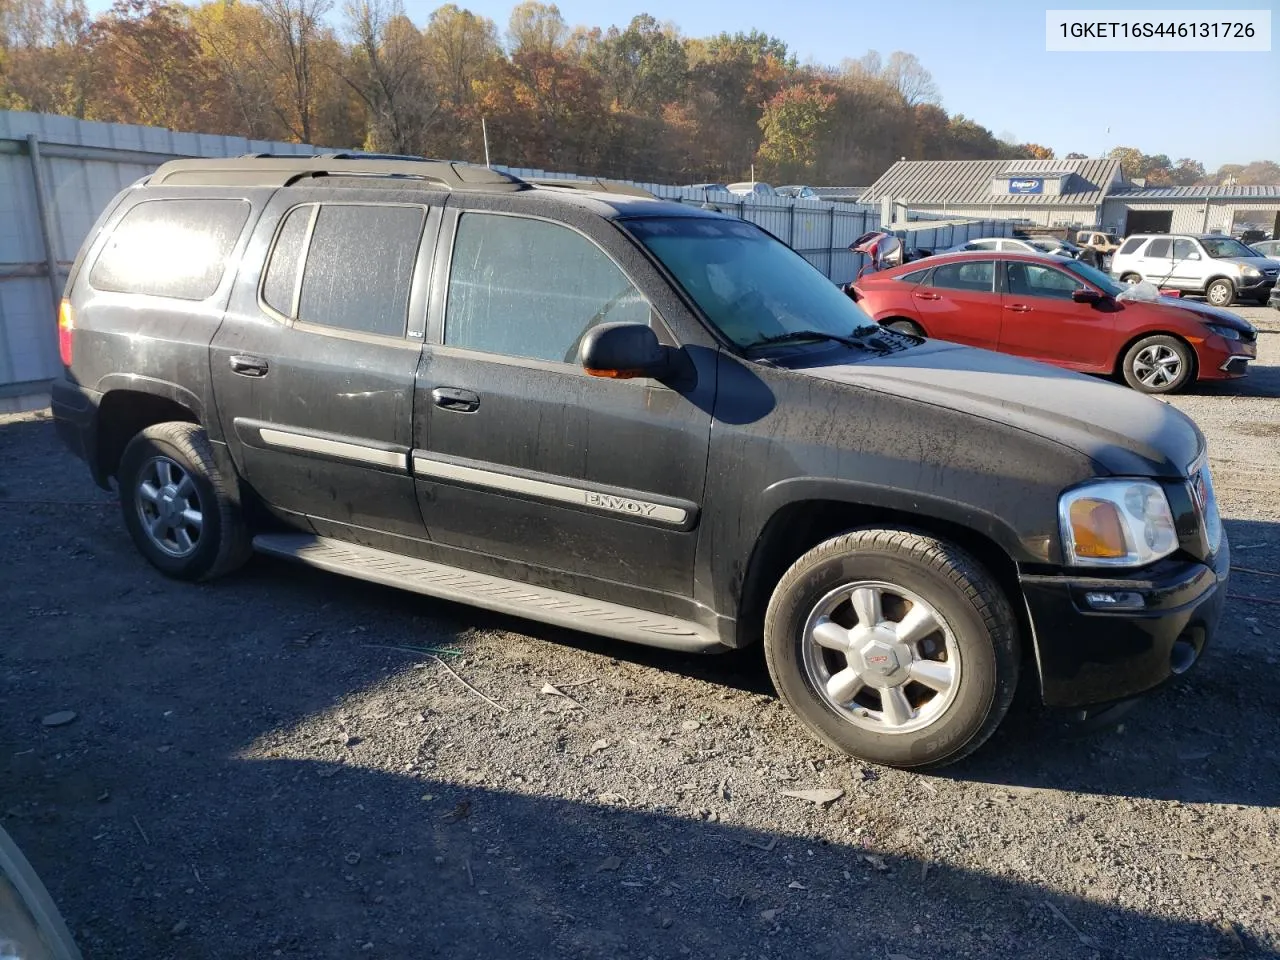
[763,528,1019,769]
[118,422,251,581]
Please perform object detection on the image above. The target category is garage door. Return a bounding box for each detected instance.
[1125,210,1173,235]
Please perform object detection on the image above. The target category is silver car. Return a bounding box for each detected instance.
[1249,239,1280,258]
[1110,233,1280,306]
[944,237,1062,255]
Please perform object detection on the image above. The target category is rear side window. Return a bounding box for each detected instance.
[896,268,931,284]
[296,204,424,337]
[445,213,650,363]
[930,261,996,293]
[89,198,250,300]
[1146,238,1172,258]
[1117,237,1143,255]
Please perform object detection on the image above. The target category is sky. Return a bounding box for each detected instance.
[81,0,1279,170]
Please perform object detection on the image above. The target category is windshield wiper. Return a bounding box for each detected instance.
[742,327,881,353]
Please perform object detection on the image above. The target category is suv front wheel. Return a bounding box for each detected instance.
[763,528,1019,769]
[1206,278,1235,307]
[117,422,251,581]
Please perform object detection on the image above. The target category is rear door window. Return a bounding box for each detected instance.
[294,204,425,338]
[89,198,250,300]
[929,261,996,293]
[1145,238,1172,258]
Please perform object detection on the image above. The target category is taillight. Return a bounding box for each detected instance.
[58,299,73,367]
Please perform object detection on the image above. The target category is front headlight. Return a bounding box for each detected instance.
[1059,479,1179,567]
[1205,323,1241,340]
[1241,266,1260,278]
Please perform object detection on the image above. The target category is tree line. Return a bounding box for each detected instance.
[2,0,1275,187]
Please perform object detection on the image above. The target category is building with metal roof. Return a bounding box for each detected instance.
[861,158,1280,238]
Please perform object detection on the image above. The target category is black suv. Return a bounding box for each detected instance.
[52,156,1229,768]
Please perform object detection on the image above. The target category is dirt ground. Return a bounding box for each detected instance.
[2,306,1278,960]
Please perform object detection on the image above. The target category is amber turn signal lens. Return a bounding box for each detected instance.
[584,367,641,379]
[57,298,74,367]
[1068,498,1128,559]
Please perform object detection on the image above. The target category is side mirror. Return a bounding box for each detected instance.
[580,322,669,379]
[1072,288,1104,304]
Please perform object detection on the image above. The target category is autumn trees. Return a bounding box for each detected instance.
[2,0,1270,187]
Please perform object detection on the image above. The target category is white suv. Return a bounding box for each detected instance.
[1110,233,1280,306]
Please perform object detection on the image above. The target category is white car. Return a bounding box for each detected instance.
[1110,233,1280,306]
[944,237,1068,256]
[726,181,777,198]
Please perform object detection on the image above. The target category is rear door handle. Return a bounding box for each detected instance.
[230,355,269,377]
[913,291,941,301]
[1004,304,1032,313]
[432,387,480,413]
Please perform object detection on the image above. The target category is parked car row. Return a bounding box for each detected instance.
[684,182,820,200]
[850,249,1259,394]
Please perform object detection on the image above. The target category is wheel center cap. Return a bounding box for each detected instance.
[158,485,181,522]
[856,629,909,681]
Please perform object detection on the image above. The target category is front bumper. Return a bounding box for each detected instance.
[1237,277,1276,297]
[1021,542,1229,709]
[50,377,106,487]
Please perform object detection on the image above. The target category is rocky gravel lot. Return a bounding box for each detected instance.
[2,305,1278,960]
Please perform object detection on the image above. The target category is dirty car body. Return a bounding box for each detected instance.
[50,156,1228,768]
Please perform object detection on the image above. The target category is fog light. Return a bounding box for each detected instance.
[1083,591,1146,611]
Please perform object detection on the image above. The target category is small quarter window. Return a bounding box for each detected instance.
[261,205,313,318]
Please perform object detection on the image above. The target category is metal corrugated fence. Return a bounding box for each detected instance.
[1,110,1011,404]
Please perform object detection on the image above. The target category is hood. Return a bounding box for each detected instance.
[1215,255,1280,274]
[784,340,1203,477]
[1144,296,1257,332]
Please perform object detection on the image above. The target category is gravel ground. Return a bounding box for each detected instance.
[2,305,1278,960]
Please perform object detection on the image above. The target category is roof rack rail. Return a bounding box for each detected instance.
[149,156,529,192]
[525,177,656,199]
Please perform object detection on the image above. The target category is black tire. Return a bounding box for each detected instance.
[1205,278,1234,307]
[763,528,1019,769]
[117,422,251,581]
[1119,272,1142,285]
[884,319,924,336]
[1120,334,1194,394]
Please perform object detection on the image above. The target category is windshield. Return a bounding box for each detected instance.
[1060,258,1126,296]
[1200,236,1255,259]
[626,216,879,348]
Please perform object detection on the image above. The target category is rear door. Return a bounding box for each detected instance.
[210,189,440,541]
[1137,237,1174,285]
[998,259,1114,370]
[410,208,714,597]
[1167,237,1204,287]
[910,259,1001,347]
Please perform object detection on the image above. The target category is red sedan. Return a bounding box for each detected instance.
[850,252,1258,394]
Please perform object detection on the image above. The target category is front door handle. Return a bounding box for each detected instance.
[432,387,480,413]
[1004,304,1032,313]
[230,355,269,377]
[913,291,941,301]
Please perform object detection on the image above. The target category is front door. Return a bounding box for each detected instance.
[412,209,714,597]
[911,259,1002,348]
[998,259,1113,370]
[210,192,440,540]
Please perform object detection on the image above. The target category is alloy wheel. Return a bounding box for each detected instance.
[1132,344,1182,389]
[801,580,961,734]
[134,455,203,558]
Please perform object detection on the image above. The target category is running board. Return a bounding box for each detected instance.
[252,533,724,654]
